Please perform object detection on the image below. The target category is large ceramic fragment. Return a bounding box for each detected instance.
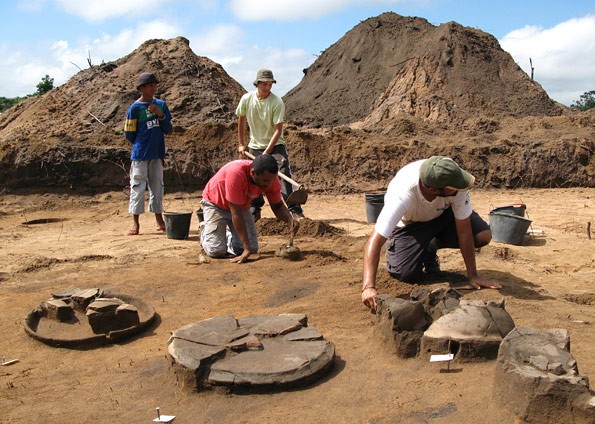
[493,327,595,423]
[167,314,334,391]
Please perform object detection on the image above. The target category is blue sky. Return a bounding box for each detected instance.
[1,0,594,106]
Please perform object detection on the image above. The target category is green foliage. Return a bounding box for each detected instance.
[35,74,54,96]
[0,74,56,113]
[570,90,595,111]
[0,96,26,113]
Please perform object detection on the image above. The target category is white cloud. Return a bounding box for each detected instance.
[188,24,313,95]
[220,44,313,95]
[54,0,166,22]
[189,24,245,57]
[500,15,595,105]
[0,20,181,97]
[0,46,62,97]
[228,0,403,21]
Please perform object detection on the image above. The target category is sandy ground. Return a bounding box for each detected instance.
[0,188,594,423]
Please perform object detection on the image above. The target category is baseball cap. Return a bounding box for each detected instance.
[253,69,276,85]
[137,72,159,89]
[419,156,475,190]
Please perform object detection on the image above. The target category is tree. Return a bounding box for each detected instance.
[0,96,26,113]
[35,74,54,96]
[571,90,595,111]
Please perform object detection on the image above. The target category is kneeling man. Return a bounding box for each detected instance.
[361,156,501,312]
[200,154,299,264]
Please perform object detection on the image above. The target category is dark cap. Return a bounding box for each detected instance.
[419,156,475,190]
[253,69,276,86]
[137,72,159,89]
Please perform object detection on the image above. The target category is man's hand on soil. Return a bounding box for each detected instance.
[361,287,378,313]
[469,276,502,290]
[230,250,251,264]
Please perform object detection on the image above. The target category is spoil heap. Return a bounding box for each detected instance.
[284,12,562,128]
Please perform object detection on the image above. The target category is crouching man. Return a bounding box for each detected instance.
[361,156,502,312]
[200,154,299,264]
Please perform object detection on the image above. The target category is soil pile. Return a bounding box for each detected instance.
[0,14,593,192]
[0,36,244,141]
[257,217,344,237]
[284,12,563,128]
[0,36,245,188]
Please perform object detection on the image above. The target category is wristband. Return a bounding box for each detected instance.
[361,286,376,292]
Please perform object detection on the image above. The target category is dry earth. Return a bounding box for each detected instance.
[0,188,594,423]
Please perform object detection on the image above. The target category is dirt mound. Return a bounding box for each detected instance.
[284,12,563,128]
[257,218,344,237]
[0,37,245,189]
[0,37,245,142]
[0,19,593,192]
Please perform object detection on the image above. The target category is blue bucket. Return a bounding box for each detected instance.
[489,212,532,245]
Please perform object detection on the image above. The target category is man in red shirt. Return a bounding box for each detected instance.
[200,154,299,263]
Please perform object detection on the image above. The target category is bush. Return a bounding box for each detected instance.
[0,96,26,113]
[571,90,595,111]
[35,75,54,96]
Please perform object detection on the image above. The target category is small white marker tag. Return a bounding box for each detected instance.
[429,354,454,362]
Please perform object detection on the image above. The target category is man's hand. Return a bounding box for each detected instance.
[469,276,502,290]
[230,249,251,264]
[361,287,378,313]
[237,144,246,155]
[147,103,163,118]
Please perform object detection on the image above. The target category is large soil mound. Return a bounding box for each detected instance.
[0,14,593,192]
[284,13,563,128]
[0,37,245,188]
[0,37,244,141]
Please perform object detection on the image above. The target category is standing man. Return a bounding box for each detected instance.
[236,69,305,221]
[361,156,501,312]
[200,154,299,264]
[124,72,172,236]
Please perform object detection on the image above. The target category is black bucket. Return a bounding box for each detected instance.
[196,209,204,223]
[364,191,385,224]
[490,204,526,217]
[163,212,192,240]
[489,212,532,245]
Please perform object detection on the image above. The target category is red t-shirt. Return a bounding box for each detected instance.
[202,160,283,211]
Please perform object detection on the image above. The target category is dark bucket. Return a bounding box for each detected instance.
[196,209,204,223]
[163,212,192,240]
[490,204,526,217]
[364,191,385,224]
[489,212,532,245]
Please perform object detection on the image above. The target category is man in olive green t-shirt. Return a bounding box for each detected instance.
[236,69,304,221]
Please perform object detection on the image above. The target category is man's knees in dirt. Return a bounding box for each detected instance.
[474,229,492,248]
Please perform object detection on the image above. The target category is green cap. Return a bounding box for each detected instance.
[419,156,475,190]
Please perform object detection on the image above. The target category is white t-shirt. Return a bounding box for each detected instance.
[374,160,473,239]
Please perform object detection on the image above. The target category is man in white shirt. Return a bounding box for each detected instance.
[361,156,501,312]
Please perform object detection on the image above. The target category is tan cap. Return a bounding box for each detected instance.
[253,69,276,85]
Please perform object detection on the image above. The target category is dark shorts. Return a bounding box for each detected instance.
[385,208,489,283]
